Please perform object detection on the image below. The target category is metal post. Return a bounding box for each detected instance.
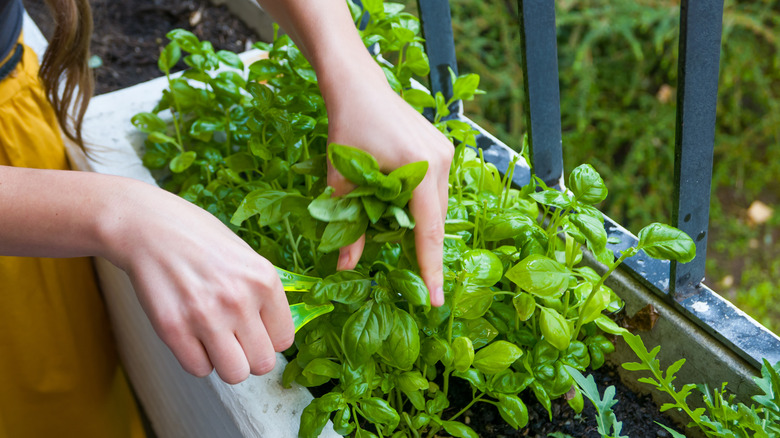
[517,0,563,188]
[670,0,724,296]
[417,0,461,115]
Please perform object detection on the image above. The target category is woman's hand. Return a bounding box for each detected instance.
[102,180,295,384]
[323,78,453,307]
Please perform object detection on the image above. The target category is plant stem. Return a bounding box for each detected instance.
[574,248,637,335]
[165,71,185,152]
[284,217,302,273]
[447,393,485,422]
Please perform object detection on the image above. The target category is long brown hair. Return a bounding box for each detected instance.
[38,0,94,149]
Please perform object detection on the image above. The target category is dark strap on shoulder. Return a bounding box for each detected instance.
[0,43,23,82]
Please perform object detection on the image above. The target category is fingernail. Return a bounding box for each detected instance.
[434,287,444,307]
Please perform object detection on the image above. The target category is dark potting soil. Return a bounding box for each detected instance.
[23,0,262,95]
[24,2,688,436]
[443,362,684,438]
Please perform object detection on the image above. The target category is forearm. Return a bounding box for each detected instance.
[0,165,132,259]
[254,0,387,100]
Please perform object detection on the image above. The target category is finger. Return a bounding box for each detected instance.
[338,234,365,271]
[202,334,250,384]
[258,268,296,352]
[327,158,356,197]
[235,316,278,376]
[165,334,214,378]
[409,179,446,307]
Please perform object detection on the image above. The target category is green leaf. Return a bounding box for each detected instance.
[388,160,428,194]
[566,213,607,252]
[637,223,696,263]
[451,318,499,349]
[497,394,529,429]
[360,397,400,430]
[217,50,244,70]
[403,45,430,76]
[539,307,571,351]
[361,196,387,223]
[452,73,482,101]
[577,283,611,326]
[452,337,475,372]
[166,29,201,53]
[387,269,430,310]
[453,285,494,319]
[505,254,570,298]
[290,303,334,334]
[318,213,369,253]
[378,309,420,370]
[342,300,393,366]
[462,249,504,286]
[528,190,571,209]
[299,399,330,438]
[169,151,197,173]
[230,190,288,226]
[158,42,181,73]
[328,143,380,186]
[569,164,608,204]
[472,341,523,374]
[309,270,372,304]
[131,112,167,134]
[512,292,536,321]
[147,131,178,145]
[594,314,629,335]
[301,357,340,381]
[403,89,436,112]
[482,212,535,241]
[441,420,478,438]
[308,194,364,222]
[276,267,320,291]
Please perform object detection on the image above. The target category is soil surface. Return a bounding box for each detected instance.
[23,0,262,95]
[446,362,682,438]
[25,2,688,436]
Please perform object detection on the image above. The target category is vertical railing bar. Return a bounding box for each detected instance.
[417,0,462,116]
[517,0,564,189]
[670,0,724,297]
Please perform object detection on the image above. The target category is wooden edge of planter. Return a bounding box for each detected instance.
[61,49,339,438]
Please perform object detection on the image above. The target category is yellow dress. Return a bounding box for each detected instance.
[0,41,146,437]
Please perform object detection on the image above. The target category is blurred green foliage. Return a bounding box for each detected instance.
[402,0,780,332]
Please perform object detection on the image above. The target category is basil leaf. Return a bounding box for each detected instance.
[301,357,341,381]
[441,420,478,438]
[539,307,572,351]
[378,309,420,370]
[472,340,523,374]
[452,73,482,102]
[361,196,387,224]
[528,190,571,209]
[453,285,493,319]
[497,394,529,429]
[387,269,430,310]
[403,89,436,112]
[512,292,536,321]
[451,317,499,349]
[132,112,167,134]
[462,249,504,286]
[483,212,536,241]
[328,143,380,186]
[318,212,368,253]
[637,222,696,263]
[308,195,364,222]
[566,213,607,252]
[166,29,201,53]
[452,337,475,372]
[505,254,571,298]
[216,50,243,70]
[359,397,400,429]
[569,164,608,204]
[230,190,288,226]
[169,151,197,173]
[308,270,371,304]
[342,300,393,366]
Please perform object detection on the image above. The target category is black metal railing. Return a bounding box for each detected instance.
[415,0,780,368]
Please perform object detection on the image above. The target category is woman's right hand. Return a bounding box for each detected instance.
[101,179,295,384]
